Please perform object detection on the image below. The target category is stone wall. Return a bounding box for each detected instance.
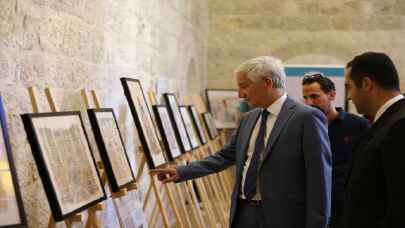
[207,0,405,89]
[0,0,208,227]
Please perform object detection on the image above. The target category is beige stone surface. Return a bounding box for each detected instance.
[0,0,208,227]
[208,0,405,90]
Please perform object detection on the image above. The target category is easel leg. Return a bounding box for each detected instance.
[164,183,185,228]
[143,182,153,210]
[185,180,207,228]
[151,175,171,228]
[195,178,219,227]
[48,216,56,228]
[179,182,204,228]
[173,183,193,228]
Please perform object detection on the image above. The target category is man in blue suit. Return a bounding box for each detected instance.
[151,56,332,228]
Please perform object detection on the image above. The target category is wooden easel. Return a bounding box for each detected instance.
[149,91,216,227]
[27,87,104,228]
[147,91,202,228]
[80,89,138,227]
[112,88,188,228]
[134,155,172,228]
[151,92,227,227]
[184,95,235,223]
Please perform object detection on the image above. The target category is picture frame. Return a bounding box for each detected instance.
[87,109,136,192]
[120,78,167,169]
[163,93,192,153]
[179,105,200,149]
[202,112,219,140]
[0,96,27,228]
[188,105,208,145]
[21,111,106,222]
[205,89,239,129]
[152,105,182,161]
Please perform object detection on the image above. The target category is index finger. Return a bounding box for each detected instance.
[149,168,171,175]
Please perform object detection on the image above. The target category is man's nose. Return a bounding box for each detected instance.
[238,90,246,98]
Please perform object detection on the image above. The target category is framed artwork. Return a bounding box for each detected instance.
[21,111,106,222]
[120,78,167,168]
[188,105,208,145]
[206,89,239,129]
[0,96,27,228]
[88,109,136,192]
[202,112,219,140]
[179,106,200,149]
[152,105,182,161]
[163,93,192,153]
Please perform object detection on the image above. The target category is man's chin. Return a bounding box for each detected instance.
[247,102,257,109]
[310,105,326,114]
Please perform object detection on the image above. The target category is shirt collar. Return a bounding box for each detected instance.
[265,93,287,116]
[335,107,346,121]
[374,94,404,122]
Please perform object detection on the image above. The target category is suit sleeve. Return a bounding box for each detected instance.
[176,122,240,182]
[303,109,332,228]
[380,119,405,228]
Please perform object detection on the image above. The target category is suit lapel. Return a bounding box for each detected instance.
[259,97,296,169]
[238,109,261,166]
[346,99,405,187]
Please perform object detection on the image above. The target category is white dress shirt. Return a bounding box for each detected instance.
[240,93,287,200]
[374,94,404,123]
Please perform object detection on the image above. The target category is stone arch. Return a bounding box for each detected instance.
[185,58,200,94]
[177,31,205,97]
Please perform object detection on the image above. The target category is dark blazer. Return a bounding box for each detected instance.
[339,98,405,228]
[177,97,332,228]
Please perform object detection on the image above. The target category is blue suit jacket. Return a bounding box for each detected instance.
[177,97,332,228]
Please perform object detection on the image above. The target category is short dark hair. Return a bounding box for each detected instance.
[346,52,399,91]
[302,72,336,93]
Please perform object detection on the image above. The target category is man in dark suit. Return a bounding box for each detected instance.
[301,73,370,227]
[339,51,405,228]
[151,56,332,228]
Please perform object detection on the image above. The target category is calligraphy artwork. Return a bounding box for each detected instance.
[153,105,182,161]
[121,78,167,168]
[88,109,136,192]
[21,112,106,221]
[202,112,219,140]
[163,93,192,153]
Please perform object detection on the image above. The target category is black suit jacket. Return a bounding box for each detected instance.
[339,98,405,228]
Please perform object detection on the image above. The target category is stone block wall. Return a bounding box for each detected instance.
[207,0,405,89]
[0,0,208,227]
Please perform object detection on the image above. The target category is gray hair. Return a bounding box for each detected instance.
[234,56,286,89]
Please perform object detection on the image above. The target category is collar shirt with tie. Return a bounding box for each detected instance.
[241,93,287,200]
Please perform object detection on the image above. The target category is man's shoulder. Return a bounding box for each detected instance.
[238,108,261,123]
[293,101,325,119]
[344,112,370,128]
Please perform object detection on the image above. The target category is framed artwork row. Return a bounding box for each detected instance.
[21,111,106,221]
[188,105,207,145]
[0,96,27,228]
[202,112,219,140]
[88,109,136,192]
[163,93,192,153]
[121,78,167,169]
[152,105,182,161]
[179,105,200,149]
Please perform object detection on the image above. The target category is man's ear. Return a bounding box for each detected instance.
[263,78,273,88]
[361,77,373,91]
[328,90,336,101]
